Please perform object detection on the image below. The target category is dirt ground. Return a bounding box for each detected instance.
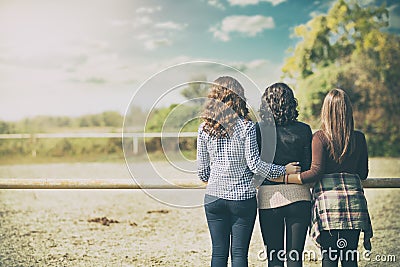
[0,162,399,266]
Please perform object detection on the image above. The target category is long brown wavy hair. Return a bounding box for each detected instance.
[201,76,250,138]
[321,88,355,163]
[260,82,299,125]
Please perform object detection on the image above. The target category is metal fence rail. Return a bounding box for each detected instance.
[0,178,399,189]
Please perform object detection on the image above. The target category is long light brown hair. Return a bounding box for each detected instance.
[201,76,250,138]
[321,88,355,163]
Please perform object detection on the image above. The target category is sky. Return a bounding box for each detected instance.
[0,0,399,121]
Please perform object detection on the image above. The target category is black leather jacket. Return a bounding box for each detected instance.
[256,121,312,185]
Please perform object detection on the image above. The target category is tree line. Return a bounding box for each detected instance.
[0,111,125,134]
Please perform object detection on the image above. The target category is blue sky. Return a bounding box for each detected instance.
[0,0,399,120]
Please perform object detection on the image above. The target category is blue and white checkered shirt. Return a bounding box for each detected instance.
[197,118,286,200]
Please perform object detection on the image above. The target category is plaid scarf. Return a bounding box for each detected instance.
[310,173,373,247]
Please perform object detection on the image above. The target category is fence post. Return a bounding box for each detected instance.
[31,133,37,157]
[133,136,138,155]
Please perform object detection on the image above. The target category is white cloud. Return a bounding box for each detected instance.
[228,0,286,6]
[136,6,162,14]
[210,15,275,41]
[309,11,323,18]
[210,28,230,41]
[134,16,153,27]
[231,59,268,70]
[111,18,186,50]
[208,0,226,10]
[135,21,187,50]
[144,38,172,51]
[131,15,187,50]
[110,8,186,51]
[154,21,187,31]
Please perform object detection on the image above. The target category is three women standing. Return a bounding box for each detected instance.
[197,76,372,267]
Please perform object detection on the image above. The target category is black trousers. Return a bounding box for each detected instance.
[319,229,361,267]
[258,201,311,267]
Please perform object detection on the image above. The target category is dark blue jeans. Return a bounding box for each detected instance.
[204,194,257,267]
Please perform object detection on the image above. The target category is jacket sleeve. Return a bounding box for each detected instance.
[356,132,369,180]
[245,123,286,186]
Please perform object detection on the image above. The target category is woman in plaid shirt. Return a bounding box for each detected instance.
[282,89,372,267]
[197,76,299,267]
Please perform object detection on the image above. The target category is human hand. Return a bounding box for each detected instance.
[285,162,301,174]
[363,239,372,251]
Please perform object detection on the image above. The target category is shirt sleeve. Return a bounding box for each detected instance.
[301,126,312,171]
[197,126,210,182]
[300,132,325,184]
[245,123,286,184]
[255,122,262,153]
[356,132,369,180]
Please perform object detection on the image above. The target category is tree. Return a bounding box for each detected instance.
[102,111,123,128]
[283,0,389,80]
[180,74,208,105]
[0,121,13,134]
[145,104,200,132]
[283,0,400,156]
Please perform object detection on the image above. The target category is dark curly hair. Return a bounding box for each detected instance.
[259,82,298,126]
[201,76,251,138]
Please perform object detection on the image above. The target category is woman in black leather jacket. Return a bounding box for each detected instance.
[256,82,312,267]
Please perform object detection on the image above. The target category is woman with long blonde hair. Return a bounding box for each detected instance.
[197,76,299,267]
[281,88,372,267]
